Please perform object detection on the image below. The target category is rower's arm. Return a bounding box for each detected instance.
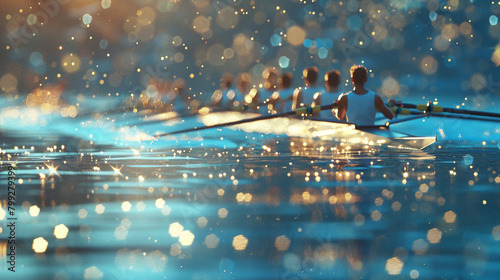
[375,95,394,120]
[292,88,302,111]
[336,95,347,121]
[311,92,321,108]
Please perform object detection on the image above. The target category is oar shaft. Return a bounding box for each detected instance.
[156,103,339,137]
[429,112,500,123]
[441,107,500,118]
[386,113,427,125]
[155,112,279,137]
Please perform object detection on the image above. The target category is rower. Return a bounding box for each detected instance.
[336,65,394,126]
[258,67,279,114]
[292,66,323,110]
[312,70,341,118]
[236,73,259,111]
[166,78,190,112]
[210,73,236,109]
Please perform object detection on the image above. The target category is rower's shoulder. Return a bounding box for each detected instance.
[368,89,381,98]
[339,93,348,103]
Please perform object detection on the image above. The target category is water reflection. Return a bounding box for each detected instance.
[2,119,500,279]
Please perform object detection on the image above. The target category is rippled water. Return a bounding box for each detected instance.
[1,102,500,280]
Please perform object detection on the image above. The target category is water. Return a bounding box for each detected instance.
[2,0,500,279]
[1,101,500,280]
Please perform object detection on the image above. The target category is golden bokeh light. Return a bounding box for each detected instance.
[218,208,228,218]
[29,205,40,217]
[492,47,500,66]
[274,235,291,251]
[427,228,442,244]
[380,77,399,97]
[179,230,195,246]
[232,235,248,251]
[216,6,239,29]
[420,55,438,74]
[443,211,457,223]
[95,204,105,214]
[371,210,382,221]
[385,257,404,275]
[32,237,49,253]
[193,15,210,34]
[54,224,69,239]
[169,222,184,237]
[121,201,132,212]
[0,73,18,93]
[286,26,306,46]
[155,198,165,208]
[61,53,81,73]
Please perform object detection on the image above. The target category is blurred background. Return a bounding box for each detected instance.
[1,0,499,108]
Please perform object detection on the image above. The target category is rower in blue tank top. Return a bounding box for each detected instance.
[311,69,341,118]
[336,65,394,126]
[292,66,323,111]
[274,72,294,113]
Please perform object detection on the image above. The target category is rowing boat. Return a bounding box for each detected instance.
[152,110,436,150]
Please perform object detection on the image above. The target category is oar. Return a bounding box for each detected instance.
[428,112,500,123]
[129,106,221,127]
[130,102,269,127]
[393,102,500,119]
[385,113,427,125]
[155,103,339,137]
[76,105,131,119]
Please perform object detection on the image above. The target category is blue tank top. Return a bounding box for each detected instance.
[346,90,377,126]
[300,86,323,106]
[278,88,295,112]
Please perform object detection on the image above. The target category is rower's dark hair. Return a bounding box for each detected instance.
[236,73,251,92]
[279,72,293,89]
[325,70,340,87]
[350,65,368,85]
[220,73,233,88]
[303,66,318,85]
[262,67,278,80]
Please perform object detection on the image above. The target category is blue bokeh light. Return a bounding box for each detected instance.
[490,15,498,26]
[279,56,290,68]
[318,47,328,59]
[270,34,282,47]
[429,11,438,21]
[303,38,313,48]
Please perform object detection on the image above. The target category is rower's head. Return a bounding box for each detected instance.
[303,66,318,87]
[279,72,293,89]
[350,65,368,86]
[262,68,278,90]
[325,70,340,92]
[220,73,233,90]
[173,78,185,95]
[237,73,251,93]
